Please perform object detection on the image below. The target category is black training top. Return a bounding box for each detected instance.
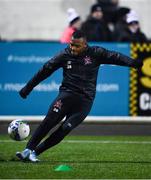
[23,45,142,100]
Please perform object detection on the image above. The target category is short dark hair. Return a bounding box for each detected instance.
[72,30,86,39]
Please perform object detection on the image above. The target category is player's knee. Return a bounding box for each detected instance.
[61,122,73,134]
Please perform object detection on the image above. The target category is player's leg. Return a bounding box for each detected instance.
[35,98,93,156]
[16,92,72,162]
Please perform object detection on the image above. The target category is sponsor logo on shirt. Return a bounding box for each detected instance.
[83,56,92,65]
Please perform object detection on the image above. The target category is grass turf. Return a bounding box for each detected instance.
[1,135,151,179]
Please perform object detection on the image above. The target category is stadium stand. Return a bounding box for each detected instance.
[0,0,150,40]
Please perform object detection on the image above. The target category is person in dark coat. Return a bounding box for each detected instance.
[81,4,112,42]
[16,30,143,162]
[97,0,119,25]
[113,7,130,41]
[117,10,148,42]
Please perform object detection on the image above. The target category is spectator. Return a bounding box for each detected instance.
[60,8,81,43]
[97,0,119,29]
[117,10,148,42]
[113,7,130,41]
[81,3,112,42]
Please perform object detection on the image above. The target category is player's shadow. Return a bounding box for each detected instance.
[0,157,20,163]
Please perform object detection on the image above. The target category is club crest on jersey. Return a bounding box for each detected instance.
[53,100,63,112]
[67,61,72,69]
[83,56,92,65]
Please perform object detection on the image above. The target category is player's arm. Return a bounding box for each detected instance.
[95,46,143,69]
[19,53,63,99]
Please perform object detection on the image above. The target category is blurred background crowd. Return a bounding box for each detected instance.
[0,0,150,42]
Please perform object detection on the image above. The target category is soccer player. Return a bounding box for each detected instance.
[16,30,143,162]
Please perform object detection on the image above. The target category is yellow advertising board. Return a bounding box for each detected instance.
[130,43,151,116]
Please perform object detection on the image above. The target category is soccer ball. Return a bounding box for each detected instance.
[8,119,30,141]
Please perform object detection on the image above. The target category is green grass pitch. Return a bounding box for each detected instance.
[1,135,151,179]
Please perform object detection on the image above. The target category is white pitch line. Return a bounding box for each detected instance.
[0,140,27,143]
[64,140,151,144]
[1,140,151,144]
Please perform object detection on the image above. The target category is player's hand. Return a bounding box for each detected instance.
[19,87,28,99]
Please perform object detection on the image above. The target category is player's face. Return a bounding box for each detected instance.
[69,38,87,56]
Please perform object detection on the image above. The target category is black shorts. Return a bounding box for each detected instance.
[45,90,93,131]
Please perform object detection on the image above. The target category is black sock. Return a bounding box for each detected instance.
[35,126,69,155]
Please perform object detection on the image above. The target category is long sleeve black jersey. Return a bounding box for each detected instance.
[22,45,143,100]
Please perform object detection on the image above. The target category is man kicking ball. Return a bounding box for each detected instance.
[16,30,143,162]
